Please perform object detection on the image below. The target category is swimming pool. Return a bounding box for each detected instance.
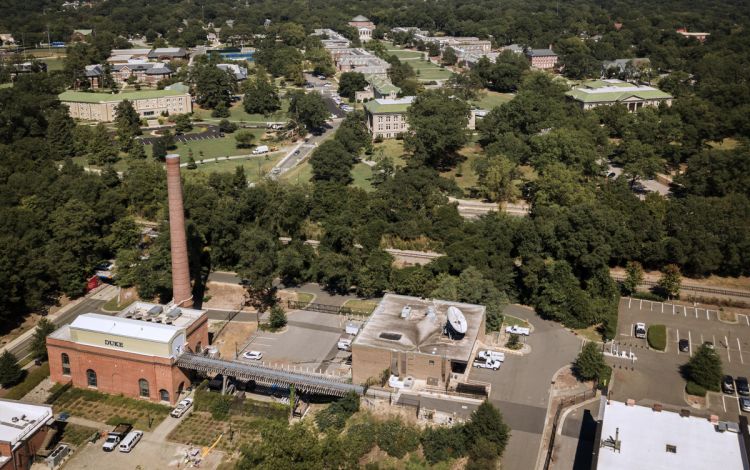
[219,52,254,61]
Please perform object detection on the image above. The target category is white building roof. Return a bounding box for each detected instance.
[69,313,181,343]
[0,399,53,447]
[598,399,748,470]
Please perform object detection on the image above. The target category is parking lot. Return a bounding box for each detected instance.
[237,309,356,375]
[611,297,750,421]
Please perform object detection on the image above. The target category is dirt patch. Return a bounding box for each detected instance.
[685,393,707,409]
[719,310,737,322]
[553,366,591,392]
[202,282,249,311]
[211,321,258,359]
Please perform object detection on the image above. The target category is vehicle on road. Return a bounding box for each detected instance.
[473,357,501,370]
[102,423,132,452]
[505,325,530,336]
[170,397,194,418]
[478,350,506,362]
[337,339,352,351]
[252,145,269,155]
[736,377,750,396]
[243,350,263,360]
[118,430,143,453]
[678,339,689,353]
[723,375,735,394]
[741,397,750,413]
[294,149,301,155]
[634,323,647,339]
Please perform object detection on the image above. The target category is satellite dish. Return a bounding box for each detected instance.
[446,306,468,335]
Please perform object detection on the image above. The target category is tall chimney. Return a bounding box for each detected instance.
[165,154,192,307]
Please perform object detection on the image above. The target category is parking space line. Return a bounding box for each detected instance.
[713,335,717,349]
[700,333,704,345]
[722,394,727,413]
[639,299,643,309]
[683,306,687,317]
[726,336,731,363]
[738,338,744,364]
[688,331,693,356]
[676,329,680,354]
[661,303,664,313]
[694,308,698,318]
[672,304,676,315]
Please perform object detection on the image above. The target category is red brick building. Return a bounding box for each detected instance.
[47,302,208,405]
[0,400,54,470]
[526,48,558,70]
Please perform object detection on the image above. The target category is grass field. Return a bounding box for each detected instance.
[342,299,379,314]
[411,59,454,81]
[351,162,373,191]
[193,99,289,124]
[191,152,283,180]
[387,49,424,60]
[471,91,515,110]
[52,387,170,430]
[144,131,267,162]
[280,160,313,184]
[440,146,482,191]
[371,140,407,167]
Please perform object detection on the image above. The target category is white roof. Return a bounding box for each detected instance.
[598,399,748,470]
[70,313,181,343]
[0,400,53,447]
[375,96,416,105]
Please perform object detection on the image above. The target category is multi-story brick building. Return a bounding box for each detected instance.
[47,302,208,405]
[364,96,415,140]
[348,15,376,42]
[0,400,54,470]
[58,89,192,122]
[85,63,173,88]
[526,48,558,69]
[351,294,486,385]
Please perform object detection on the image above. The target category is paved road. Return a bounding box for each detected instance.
[470,305,582,470]
[6,297,108,361]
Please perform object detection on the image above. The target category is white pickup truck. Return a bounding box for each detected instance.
[505,325,530,336]
[473,357,501,370]
[478,350,506,362]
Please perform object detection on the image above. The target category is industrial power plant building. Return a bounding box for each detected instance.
[351,294,486,385]
[46,154,203,405]
[46,303,208,405]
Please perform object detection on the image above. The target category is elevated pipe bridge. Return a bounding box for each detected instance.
[176,353,364,397]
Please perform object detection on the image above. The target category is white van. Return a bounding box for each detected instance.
[118,430,143,453]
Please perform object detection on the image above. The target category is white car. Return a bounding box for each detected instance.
[337,339,352,351]
[505,325,530,336]
[170,398,193,418]
[635,322,647,339]
[478,350,505,362]
[323,83,332,87]
[473,358,501,370]
[243,350,263,360]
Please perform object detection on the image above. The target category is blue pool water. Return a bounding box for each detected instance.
[219,52,254,61]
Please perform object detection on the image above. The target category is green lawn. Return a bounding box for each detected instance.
[52,387,170,430]
[280,160,313,184]
[144,131,267,162]
[387,49,424,60]
[351,162,374,191]
[342,299,380,314]
[371,140,407,167]
[471,91,515,110]
[440,146,482,191]
[410,59,454,81]
[41,57,65,71]
[191,152,283,180]
[193,99,289,124]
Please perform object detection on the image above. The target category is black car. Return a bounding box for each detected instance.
[723,375,736,394]
[736,376,750,396]
[679,339,689,353]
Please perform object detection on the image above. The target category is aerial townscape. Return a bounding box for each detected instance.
[0,0,749,469]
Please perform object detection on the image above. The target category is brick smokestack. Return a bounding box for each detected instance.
[165,154,192,307]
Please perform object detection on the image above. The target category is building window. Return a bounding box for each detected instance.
[196,342,202,353]
[61,353,71,376]
[139,379,150,398]
[666,444,677,453]
[86,369,97,388]
[429,360,435,366]
[159,389,169,402]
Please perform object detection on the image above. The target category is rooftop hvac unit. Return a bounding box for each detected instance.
[166,308,182,319]
[148,305,163,316]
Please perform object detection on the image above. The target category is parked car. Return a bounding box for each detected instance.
[722,375,736,394]
[243,350,263,360]
[505,325,530,336]
[473,357,501,370]
[337,339,352,351]
[102,423,132,452]
[478,350,506,362]
[118,430,143,453]
[736,377,750,396]
[634,323,647,339]
[740,397,750,413]
[678,339,690,353]
[170,397,193,418]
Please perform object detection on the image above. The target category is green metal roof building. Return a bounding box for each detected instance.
[59,89,192,122]
[364,96,415,140]
[566,79,672,111]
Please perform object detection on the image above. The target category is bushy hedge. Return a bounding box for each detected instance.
[315,392,359,431]
[686,381,707,397]
[375,418,421,458]
[647,325,667,351]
